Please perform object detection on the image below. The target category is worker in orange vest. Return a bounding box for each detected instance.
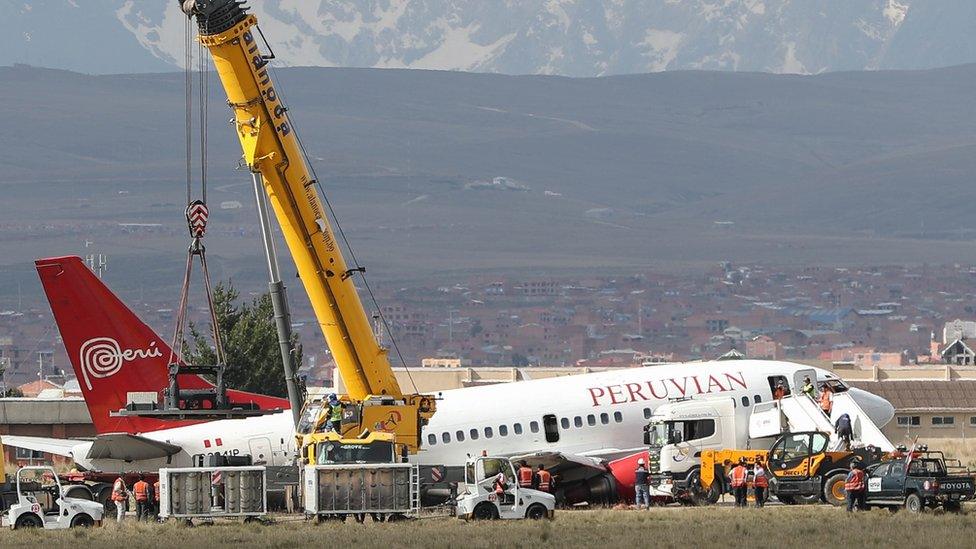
[153,478,161,520]
[493,469,509,505]
[517,460,534,488]
[752,458,769,508]
[535,464,552,494]
[844,462,866,512]
[819,383,834,417]
[132,474,150,521]
[111,473,129,523]
[729,458,749,508]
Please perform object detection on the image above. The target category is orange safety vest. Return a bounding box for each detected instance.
[154,481,160,502]
[112,478,127,502]
[537,470,552,492]
[133,480,149,501]
[819,390,832,412]
[844,470,865,492]
[753,469,769,488]
[518,466,534,487]
[730,466,748,488]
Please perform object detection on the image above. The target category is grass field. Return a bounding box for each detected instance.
[6,506,976,548]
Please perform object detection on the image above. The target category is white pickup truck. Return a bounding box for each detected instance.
[456,456,555,520]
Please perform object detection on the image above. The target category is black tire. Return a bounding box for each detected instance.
[778,495,797,505]
[905,493,924,513]
[14,513,43,529]
[71,513,95,528]
[472,502,499,520]
[95,486,115,517]
[685,469,721,506]
[795,493,821,505]
[823,473,848,507]
[525,503,548,520]
[944,501,962,513]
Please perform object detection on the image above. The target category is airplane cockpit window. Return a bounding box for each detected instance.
[821,379,849,393]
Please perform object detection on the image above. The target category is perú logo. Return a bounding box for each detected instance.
[78,337,163,390]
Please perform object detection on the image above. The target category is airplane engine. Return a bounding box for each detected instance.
[606,451,649,502]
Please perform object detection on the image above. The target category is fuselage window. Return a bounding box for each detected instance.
[613,411,623,423]
[456,430,465,442]
[574,416,583,428]
[442,432,451,444]
[543,414,560,443]
[499,425,508,436]
[470,428,479,440]
[600,413,609,425]
[643,408,651,419]
[427,434,436,446]
[587,414,596,426]
[485,426,493,439]
[526,422,535,434]
[741,396,750,407]
[561,417,570,429]
[754,395,761,404]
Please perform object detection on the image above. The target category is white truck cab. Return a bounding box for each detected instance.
[3,466,104,529]
[455,456,554,520]
[645,397,746,503]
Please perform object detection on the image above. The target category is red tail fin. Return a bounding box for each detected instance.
[36,256,289,434]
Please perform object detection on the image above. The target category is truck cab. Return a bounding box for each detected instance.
[3,467,104,529]
[644,397,747,502]
[455,456,554,520]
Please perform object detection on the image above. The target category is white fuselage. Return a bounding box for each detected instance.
[68,360,894,472]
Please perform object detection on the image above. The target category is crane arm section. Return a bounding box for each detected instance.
[185,3,394,400]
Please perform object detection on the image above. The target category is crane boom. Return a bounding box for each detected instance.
[182,0,435,452]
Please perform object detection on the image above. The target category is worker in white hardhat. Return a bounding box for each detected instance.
[634,457,651,509]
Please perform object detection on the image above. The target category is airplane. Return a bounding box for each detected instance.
[4,256,895,504]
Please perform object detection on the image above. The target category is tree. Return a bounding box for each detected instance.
[185,282,301,398]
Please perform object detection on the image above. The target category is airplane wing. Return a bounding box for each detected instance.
[511,450,609,485]
[2,435,80,458]
[86,433,182,461]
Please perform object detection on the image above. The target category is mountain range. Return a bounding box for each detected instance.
[5,1,976,76]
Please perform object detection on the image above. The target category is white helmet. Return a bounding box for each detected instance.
[637,458,645,465]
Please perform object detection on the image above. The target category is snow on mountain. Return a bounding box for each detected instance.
[5,1,976,76]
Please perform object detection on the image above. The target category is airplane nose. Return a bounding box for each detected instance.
[848,387,895,427]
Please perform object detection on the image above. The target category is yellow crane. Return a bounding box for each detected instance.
[181,0,435,454]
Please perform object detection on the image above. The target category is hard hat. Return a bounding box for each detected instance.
[637,458,645,465]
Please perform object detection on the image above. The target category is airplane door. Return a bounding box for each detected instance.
[792,369,817,396]
[248,437,272,465]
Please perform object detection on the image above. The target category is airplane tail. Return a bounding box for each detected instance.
[36,256,289,435]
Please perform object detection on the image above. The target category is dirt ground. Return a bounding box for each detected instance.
[5,505,976,549]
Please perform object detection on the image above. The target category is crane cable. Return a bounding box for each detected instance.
[265,55,420,394]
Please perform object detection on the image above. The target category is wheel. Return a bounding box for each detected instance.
[472,502,499,520]
[525,503,548,520]
[71,513,95,528]
[795,493,821,505]
[685,469,721,506]
[777,495,797,505]
[944,501,962,513]
[95,486,115,517]
[823,473,848,507]
[14,513,43,529]
[905,493,924,513]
